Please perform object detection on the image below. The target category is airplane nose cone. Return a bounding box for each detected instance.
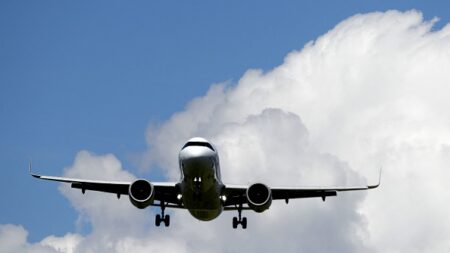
[180,146,215,175]
[182,154,214,171]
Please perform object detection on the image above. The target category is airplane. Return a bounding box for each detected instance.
[31,137,380,229]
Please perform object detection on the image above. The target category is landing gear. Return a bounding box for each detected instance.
[232,204,247,229]
[155,201,170,227]
[155,214,170,227]
[193,176,202,198]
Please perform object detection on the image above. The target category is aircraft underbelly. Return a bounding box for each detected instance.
[182,184,223,221]
[188,209,222,221]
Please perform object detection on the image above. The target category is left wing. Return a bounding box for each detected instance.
[222,172,381,208]
[30,167,180,206]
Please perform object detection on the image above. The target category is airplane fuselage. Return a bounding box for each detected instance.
[178,138,224,221]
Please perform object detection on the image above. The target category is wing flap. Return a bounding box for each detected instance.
[272,189,337,200]
[71,182,129,195]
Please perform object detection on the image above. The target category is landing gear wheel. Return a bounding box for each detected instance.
[242,217,247,229]
[155,214,161,227]
[232,217,238,229]
[164,215,170,227]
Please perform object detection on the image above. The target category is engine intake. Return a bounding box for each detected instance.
[246,183,272,212]
[129,179,155,209]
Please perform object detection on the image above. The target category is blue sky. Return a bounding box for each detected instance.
[1,0,450,244]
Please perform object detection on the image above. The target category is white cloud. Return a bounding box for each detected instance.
[58,151,144,233]
[40,233,82,253]
[0,224,62,253]
[2,9,450,253]
[144,9,450,253]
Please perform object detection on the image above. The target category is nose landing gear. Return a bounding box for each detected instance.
[192,176,203,201]
[193,176,202,196]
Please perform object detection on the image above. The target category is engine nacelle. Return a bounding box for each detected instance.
[129,179,155,209]
[246,183,272,213]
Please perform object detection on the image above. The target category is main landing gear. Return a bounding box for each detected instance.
[155,201,170,227]
[232,204,247,229]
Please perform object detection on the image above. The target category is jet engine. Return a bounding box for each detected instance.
[129,179,155,209]
[246,183,272,212]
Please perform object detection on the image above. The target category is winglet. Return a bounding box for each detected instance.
[29,159,40,178]
[368,167,382,189]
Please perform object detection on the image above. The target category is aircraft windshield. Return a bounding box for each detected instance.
[182,141,215,151]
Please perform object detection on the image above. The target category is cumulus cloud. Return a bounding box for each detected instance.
[58,151,142,233]
[144,9,450,253]
[2,9,450,253]
[0,224,71,253]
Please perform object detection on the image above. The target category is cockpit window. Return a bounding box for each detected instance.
[182,141,215,151]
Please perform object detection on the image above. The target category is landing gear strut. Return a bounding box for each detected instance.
[155,201,170,227]
[232,203,247,229]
